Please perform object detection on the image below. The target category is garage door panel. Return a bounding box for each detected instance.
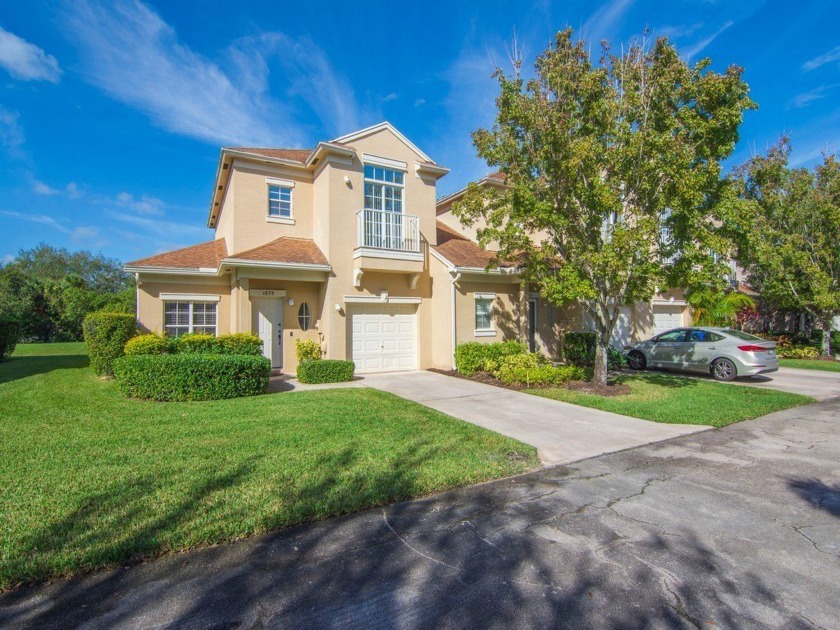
[349,304,417,373]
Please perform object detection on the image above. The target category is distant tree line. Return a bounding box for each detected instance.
[0,243,135,342]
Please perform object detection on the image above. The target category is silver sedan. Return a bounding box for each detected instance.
[624,327,778,382]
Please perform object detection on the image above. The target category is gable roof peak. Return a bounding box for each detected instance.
[331,121,435,164]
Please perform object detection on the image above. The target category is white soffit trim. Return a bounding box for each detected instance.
[265,176,295,187]
[221,258,331,272]
[343,295,422,305]
[652,299,688,306]
[475,292,497,300]
[160,293,221,302]
[332,121,434,164]
[362,153,407,170]
[124,265,219,276]
[429,248,455,270]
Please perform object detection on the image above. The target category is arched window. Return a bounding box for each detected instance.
[297,302,312,331]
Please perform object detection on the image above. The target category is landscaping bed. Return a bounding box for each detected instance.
[0,344,538,590]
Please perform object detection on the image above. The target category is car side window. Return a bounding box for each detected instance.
[656,330,687,343]
[689,330,725,342]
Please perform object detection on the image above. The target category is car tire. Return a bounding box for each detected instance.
[711,358,737,382]
[627,351,647,370]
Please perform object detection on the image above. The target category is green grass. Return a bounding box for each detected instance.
[0,343,537,590]
[779,358,840,372]
[10,341,86,357]
[528,372,814,427]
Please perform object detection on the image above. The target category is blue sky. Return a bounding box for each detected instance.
[1,0,839,263]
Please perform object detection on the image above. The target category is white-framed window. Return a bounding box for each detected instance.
[164,301,217,337]
[364,164,404,213]
[297,302,312,331]
[268,184,292,217]
[474,293,495,335]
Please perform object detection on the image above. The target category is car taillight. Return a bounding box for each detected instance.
[737,345,768,352]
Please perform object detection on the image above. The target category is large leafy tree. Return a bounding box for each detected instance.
[732,139,840,357]
[0,244,134,342]
[455,29,755,385]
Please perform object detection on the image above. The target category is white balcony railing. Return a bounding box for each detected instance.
[356,208,420,253]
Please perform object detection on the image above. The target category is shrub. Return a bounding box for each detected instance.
[297,359,355,384]
[563,332,624,369]
[564,332,596,367]
[214,333,263,356]
[174,333,217,354]
[0,317,19,361]
[113,353,270,401]
[83,311,136,376]
[295,338,322,363]
[454,340,527,376]
[777,344,820,359]
[124,333,171,356]
[493,352,588,386]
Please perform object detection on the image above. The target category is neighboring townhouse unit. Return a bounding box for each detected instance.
[125,121,690,375]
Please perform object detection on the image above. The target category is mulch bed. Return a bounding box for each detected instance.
[428,368,630,396]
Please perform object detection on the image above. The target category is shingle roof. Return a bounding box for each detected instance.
[228,237,329,267]
[126,239,227,270]
[433,221,512,269]
[227,148,312,163]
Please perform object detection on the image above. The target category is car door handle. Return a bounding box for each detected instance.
[708,346,716,350]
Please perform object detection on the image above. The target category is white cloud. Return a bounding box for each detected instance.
[802,45,840,72]
[582,0,634,43]
[33,180,59,195]
[115,191,165,215]
[682,21,734,60]
[64,1,303,147]
[1,254,14,265]
[0,27,62,82]
[791,85,838,109]
[0,106,24,149]
[656,23,704,41]
[0,210,98,241]
[64,1,367,147]
[108,211,209,240]
[381,92,398,102]
[414,98,426,107]
[65,182,82,199]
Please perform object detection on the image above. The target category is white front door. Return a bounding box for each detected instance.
[254,299,283,368]
[653,306,684,338]
[350,304,417,373]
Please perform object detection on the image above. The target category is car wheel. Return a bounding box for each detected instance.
[627,351,647,370]
[712,358,737,382]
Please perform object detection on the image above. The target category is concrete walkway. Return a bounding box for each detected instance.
[737,365,840,401]
[362,371,708,466]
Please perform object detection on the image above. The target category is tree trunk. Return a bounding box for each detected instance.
[821,317,832,358]
[593,332,610,387]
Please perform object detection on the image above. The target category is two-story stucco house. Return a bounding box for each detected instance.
[125,121,690,374]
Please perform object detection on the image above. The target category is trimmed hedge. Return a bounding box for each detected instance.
[174,333,263,355]
[563,332,625,370]
[493,352,588,386]
[295,339,321,363]
[777,344,820,359]
[83,312,136,376]
[297,359,355,384]
[113,353,270,401]
[0,317,19,361]
[125,333,171,356]
[454,341,528,376]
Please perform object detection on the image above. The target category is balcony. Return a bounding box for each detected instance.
[354,208,424,284]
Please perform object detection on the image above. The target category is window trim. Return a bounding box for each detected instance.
[267,181,294,220]
[162,300,218,337]
[474,292,496,336]
[364,162,405,214]
[297,301,312,331]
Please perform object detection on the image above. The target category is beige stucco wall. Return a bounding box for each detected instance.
[136,277,233,335]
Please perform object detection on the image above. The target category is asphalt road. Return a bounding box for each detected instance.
[2,399,839,629]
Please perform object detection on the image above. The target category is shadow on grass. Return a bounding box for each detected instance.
[1,464,783,628]
[0,355,89,385]
[786,478,840,518]
[615,371,703,390]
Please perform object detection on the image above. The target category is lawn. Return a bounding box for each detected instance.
[0,343,538,590]
[528,372,814,427]
[779,358,840,373]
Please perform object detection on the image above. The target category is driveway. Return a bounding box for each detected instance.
[738,365,840,401]
[361,371,707,466]
[2,399,837,628]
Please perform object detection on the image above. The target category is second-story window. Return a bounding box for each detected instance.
[364,165,404,213]
[268,184,292,218]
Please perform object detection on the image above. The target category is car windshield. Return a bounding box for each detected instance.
[721,329,764,341]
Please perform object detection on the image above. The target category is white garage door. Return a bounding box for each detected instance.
[610,306,632,348]
[653,306,684,337]
[350,304,417,373]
